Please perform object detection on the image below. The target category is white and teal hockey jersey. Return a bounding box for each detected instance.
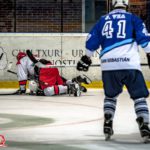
[86,9,150,71]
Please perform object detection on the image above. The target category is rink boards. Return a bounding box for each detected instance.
[0,33,150,88]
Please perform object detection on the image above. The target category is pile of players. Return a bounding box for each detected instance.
[15,50,90,97]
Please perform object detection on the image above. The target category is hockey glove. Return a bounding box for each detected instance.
[77,55,92,71]
[147,53,150,68]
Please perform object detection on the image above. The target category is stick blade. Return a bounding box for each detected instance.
[7,62,13,70]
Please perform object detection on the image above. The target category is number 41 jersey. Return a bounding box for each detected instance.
[86,9,150,71]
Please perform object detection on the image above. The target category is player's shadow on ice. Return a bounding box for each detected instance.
[112,133,149,144]
[88,133,149,145]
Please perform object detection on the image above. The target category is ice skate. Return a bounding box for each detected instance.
[36,89,45,96]
[68,83,81,97]
[80,85,87,93]
[136,117,150,143]
[104,114,114,141]
[72,75,91,85]
[13,89,26,95]
[72,75,91,93]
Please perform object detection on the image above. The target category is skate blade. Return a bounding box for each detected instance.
[105,133,111,141]
[142,136,150,143]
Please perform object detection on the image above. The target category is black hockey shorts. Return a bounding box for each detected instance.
[102,70,149,99]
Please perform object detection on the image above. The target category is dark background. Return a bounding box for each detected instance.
[0,0,150,33]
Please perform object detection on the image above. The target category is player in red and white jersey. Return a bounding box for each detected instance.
[34,59,81,97]
[16,51,35,94]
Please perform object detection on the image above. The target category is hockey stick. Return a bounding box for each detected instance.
[26,50,38,63]
[0,53,4,60]
[82,74,92,84]
[6,61,20,75]
[7,70,17,75]
[7,62,13,70]
[0,92,23,96]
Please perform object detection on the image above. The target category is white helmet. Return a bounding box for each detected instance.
[112,0,129,8]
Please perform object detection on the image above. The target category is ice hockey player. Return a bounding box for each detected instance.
[77,0,150,142]
[32,58,81,97]
[15,51,35,94]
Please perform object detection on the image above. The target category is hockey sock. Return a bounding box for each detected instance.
[134,97,149,123]
[19,80,27,91]
[104,97,117,120]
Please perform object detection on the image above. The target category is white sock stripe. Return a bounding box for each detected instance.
[134,97,145,103]
[104,102,116,107]
[135,105,149,110]
[104,99,117,104]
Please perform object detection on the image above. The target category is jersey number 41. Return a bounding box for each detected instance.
[102,20,126,39]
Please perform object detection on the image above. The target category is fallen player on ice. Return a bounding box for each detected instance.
[13,50,91,97]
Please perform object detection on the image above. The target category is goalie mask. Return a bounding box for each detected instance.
[112,0,129,8]
[28,80,38,93]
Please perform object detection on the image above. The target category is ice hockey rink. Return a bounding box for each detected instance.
[0,89,150,150]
